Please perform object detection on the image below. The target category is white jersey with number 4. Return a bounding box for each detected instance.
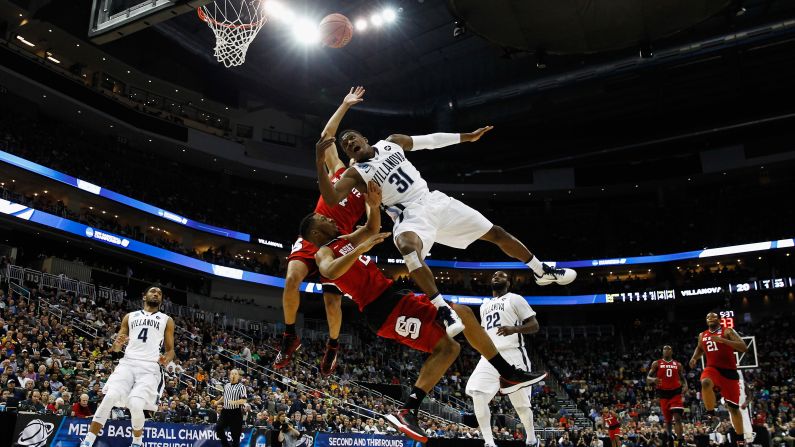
[124,310,167,363]
[353,140,429,213]
[480,293,536,351]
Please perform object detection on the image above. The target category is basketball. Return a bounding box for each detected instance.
[319,13,353,48]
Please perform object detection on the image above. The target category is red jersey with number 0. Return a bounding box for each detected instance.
[700,327,737,370]
[322,237,393,310]
[656,359,682,390]
[314,168,366,234]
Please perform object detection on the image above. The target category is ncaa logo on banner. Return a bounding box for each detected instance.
[16,419,55,447]
[85,227,95,238]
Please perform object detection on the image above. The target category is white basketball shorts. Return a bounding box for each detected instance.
[465,348,533,398]
[391,190,493,259]
[103,358,164,411]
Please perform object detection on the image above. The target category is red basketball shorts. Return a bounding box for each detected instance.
[701,366,741,406]
[376,292,445,353]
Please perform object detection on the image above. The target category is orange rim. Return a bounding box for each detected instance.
[197,6,267,30]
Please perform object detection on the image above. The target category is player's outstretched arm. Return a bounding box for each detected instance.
[321,87,366,173]
[160,317,176,366]
[111,313,130,352]
[315,231,390,280]
[387,126,494,152]
[646,360,659,384]
[688,337,704,368]
[316,137,364,206]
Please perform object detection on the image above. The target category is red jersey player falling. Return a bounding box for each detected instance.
[301,174,546,443]
[689,312,748,444]
[274,87,367,375]
[647,345,688,447]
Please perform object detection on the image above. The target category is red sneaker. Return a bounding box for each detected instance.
[386,409,428,443]
[320,342,339,376]
[273,333,301,369]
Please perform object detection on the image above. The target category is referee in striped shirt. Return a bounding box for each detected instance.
[216,369,247,447]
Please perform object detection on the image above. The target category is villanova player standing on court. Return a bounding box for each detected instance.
[81,286,175,447]
[466,271,541,447]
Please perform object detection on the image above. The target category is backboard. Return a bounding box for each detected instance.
[89,0,211,44]
[700,336,758,370]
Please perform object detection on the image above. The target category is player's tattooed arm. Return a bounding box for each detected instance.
[689,336,704,368]
[714,328,748,352]
[111,313,130,352]
[316,137,364,206]
[160,316,176,366]
[646,360,659,384]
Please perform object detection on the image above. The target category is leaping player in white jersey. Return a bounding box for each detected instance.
[315,100,576,336]
[466,271,541,447]
[81,286,175,447]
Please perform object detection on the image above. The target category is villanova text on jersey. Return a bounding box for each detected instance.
[130,317,162,330]
[362,150,408,186]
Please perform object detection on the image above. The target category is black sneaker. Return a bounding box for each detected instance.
[534,263,577,286]
[273,333,301,369]
[499,369,548,394]
[386,409,428,443]
[435,304,465,337]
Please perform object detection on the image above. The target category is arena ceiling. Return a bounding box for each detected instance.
[11,0,795,172]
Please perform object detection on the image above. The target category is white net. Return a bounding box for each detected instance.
[198,0,267,67]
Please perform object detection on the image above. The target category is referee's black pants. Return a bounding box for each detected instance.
[216,408,243,447]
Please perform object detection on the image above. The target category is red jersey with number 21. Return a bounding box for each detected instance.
[700,327,737,370]
[656,359,682,390]
[321,237,392,310]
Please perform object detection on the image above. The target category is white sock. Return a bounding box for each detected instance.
[84,433,97,445]
[430,294,447,308]
[526,256,545,276]
[133,435,143,445]
[471,392,496,446]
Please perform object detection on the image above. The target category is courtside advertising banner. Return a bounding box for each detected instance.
[312,432,416,447]
[12,413,266,447]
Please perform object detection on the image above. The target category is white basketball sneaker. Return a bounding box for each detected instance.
[534,263,577,286]
[435,303,465,337]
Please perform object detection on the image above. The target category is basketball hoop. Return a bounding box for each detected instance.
[197,0,267,67]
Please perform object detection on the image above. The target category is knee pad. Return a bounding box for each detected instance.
[127,397,147,430]
[402,252,422,272]
[93,390,123,426]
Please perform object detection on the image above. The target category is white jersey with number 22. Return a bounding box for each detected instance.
[480,293,536,351]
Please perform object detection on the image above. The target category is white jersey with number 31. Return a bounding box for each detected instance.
[124,310,167,363]
[353,140,429,214]
[479,293,536,351]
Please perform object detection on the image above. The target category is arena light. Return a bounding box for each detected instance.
[46,55,61,64]
[264,0,294,22]
[382,8,397,22]
[292,18,320,45]
[370,13,383,27]
[355,18,368,32]
[15,35,35,47]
